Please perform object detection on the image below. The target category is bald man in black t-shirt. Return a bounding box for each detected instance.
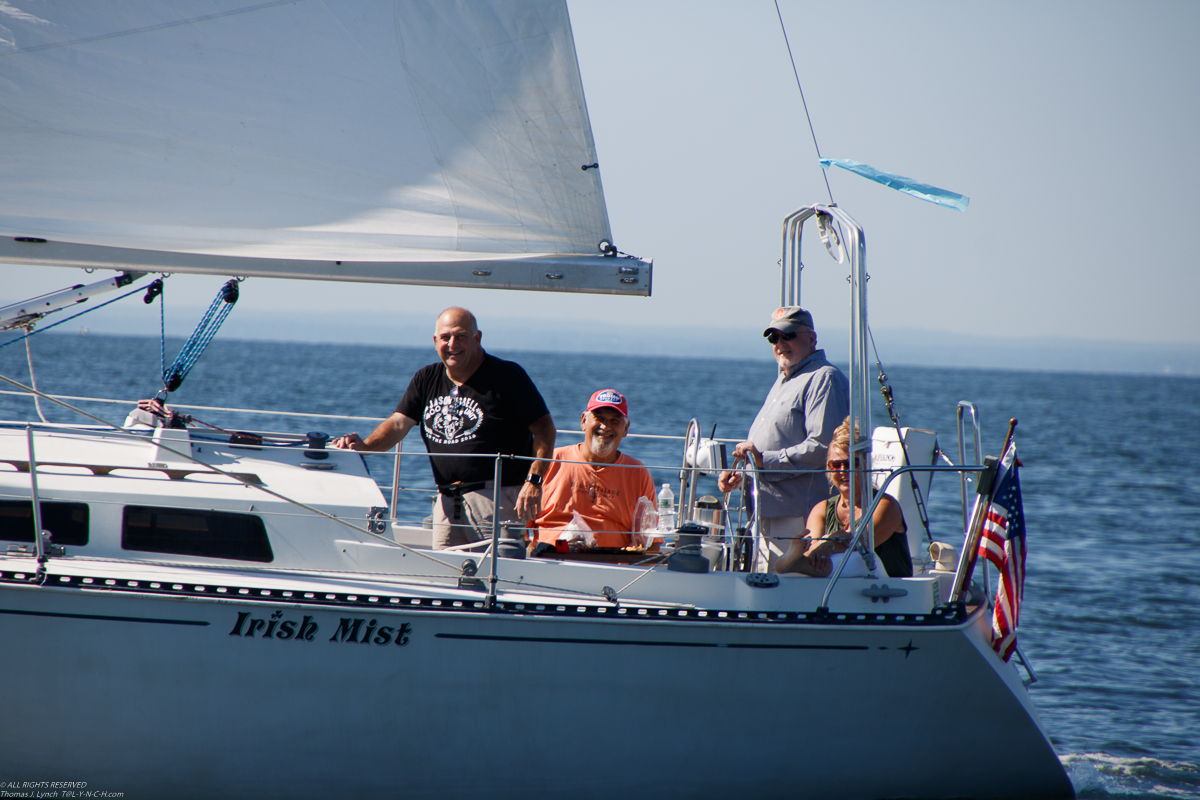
[332,307,556,548]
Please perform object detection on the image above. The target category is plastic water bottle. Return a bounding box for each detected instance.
[657,483,675,532]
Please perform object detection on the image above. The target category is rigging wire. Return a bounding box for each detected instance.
[0,282,150,354]
[23,332,47,423]
[774,0,835,205]
[144,277,167,381]
[0,276,166,421]
[0,368,462,577]
[866,324,933,541]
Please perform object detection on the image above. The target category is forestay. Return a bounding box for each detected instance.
[0,0,649,294]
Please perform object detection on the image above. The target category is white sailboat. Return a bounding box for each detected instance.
[0,2,1072,798]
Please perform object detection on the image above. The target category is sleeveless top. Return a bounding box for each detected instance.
[821,498,869,578]
[825,495,913,578]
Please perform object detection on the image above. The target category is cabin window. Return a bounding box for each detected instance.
[0,500,90,546]
[122,506,273,563]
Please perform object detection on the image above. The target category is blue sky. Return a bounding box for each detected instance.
[564,0,1200,346]
[3,0,1198,356]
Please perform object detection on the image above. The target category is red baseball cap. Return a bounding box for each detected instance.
[586,389,628,419]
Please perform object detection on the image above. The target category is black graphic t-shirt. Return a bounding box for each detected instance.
[396,353,549,487]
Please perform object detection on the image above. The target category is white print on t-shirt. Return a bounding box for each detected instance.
[423,394,484,444]
[570,477,621,504]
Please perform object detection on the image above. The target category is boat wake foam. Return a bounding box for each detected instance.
[1063,753,1200,799]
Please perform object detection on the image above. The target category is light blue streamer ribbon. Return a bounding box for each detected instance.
[819,158,969,211]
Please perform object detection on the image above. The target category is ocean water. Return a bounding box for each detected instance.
[1,331,1198,799]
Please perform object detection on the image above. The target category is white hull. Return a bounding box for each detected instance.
[0,557,1071,800]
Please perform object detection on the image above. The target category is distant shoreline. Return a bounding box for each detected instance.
[13,322,1200,379]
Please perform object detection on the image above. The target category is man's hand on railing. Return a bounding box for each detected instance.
[331,433,365,450]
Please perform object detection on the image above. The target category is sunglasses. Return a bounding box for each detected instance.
[766,330,797,345]
[826,458,864,471]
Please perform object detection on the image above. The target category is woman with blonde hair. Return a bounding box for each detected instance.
[776,416,912,578]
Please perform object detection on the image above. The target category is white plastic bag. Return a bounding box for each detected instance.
[631,496,659,549]
[556,512,595,552]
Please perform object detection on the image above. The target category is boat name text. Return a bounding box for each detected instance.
[229,610,411,647]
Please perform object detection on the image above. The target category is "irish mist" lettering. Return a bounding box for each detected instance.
[229,610,412,648]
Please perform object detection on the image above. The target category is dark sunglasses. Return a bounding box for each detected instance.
[766,330,797,345]
[826,457,864,471]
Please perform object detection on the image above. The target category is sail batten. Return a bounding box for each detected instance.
[0,0,642,293]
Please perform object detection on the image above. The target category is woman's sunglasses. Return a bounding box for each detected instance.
[766,330,797,345]
[827,457,865,471]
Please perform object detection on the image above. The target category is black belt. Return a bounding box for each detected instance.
[437,481,487,498]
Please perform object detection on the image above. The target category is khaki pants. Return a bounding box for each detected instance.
[431,484,521,549]
[755,516,807,573]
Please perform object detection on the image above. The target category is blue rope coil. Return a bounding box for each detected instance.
[162,279,239,393]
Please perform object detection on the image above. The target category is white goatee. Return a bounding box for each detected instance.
[588,437,616,458]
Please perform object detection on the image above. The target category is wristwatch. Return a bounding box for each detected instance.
[525,473,543,487]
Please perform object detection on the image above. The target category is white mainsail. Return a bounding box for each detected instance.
[0,0,649,294]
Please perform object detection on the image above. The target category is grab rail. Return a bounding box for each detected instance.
[956,402,982,532]
[25,425,46,579]
[678,419,701,523]
[818,463,987,610]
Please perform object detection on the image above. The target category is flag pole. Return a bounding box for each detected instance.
[949,418,1018,605]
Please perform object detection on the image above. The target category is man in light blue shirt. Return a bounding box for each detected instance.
[718,307,849,571]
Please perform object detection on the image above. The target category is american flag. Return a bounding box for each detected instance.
[977,443,1025,661]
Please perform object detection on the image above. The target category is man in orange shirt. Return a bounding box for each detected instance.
[534,389,656,549]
